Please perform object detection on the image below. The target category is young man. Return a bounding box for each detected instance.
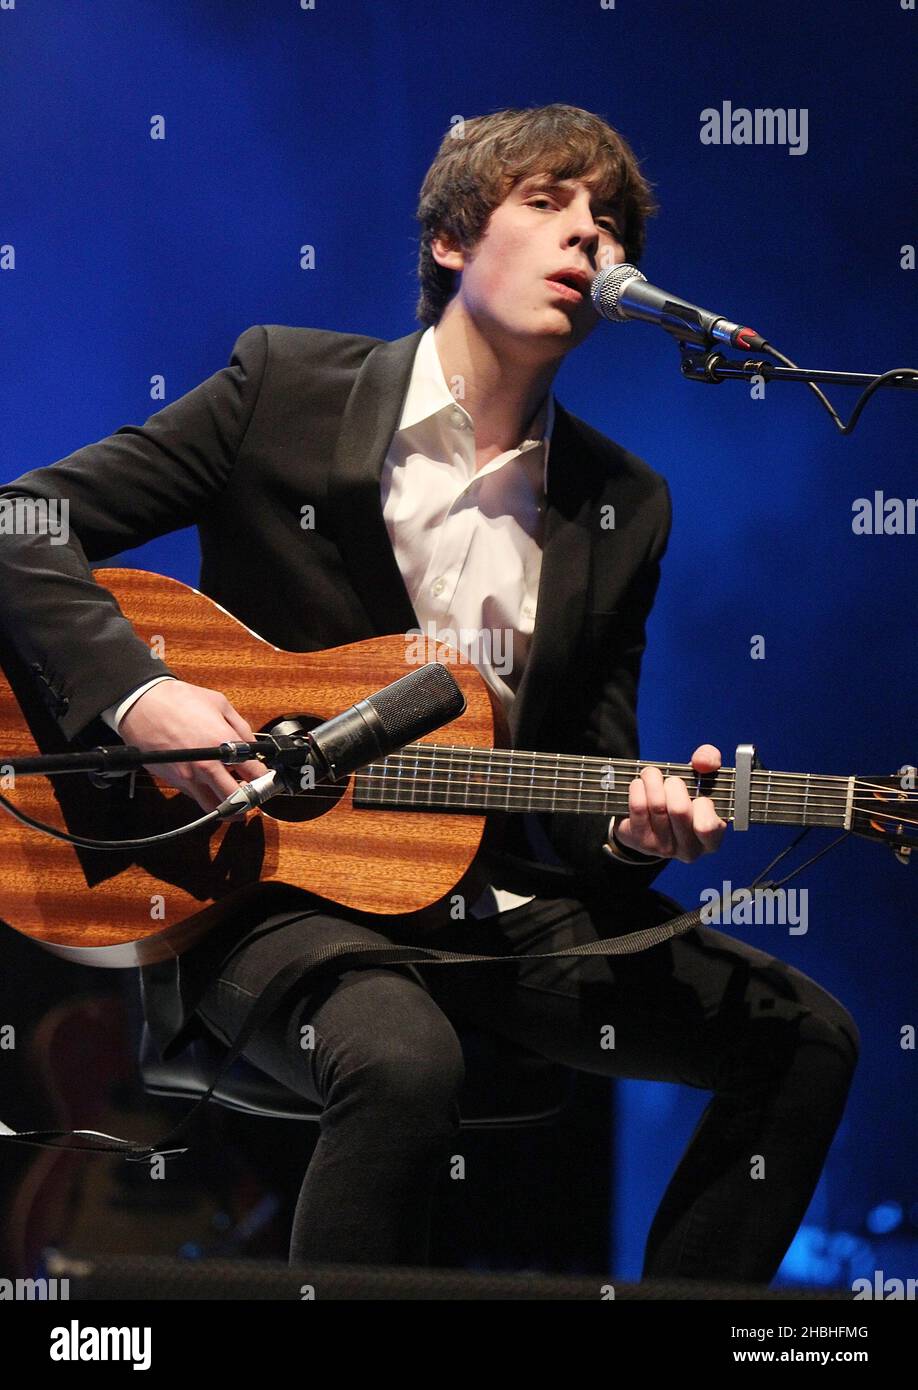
[0,105,858,1282]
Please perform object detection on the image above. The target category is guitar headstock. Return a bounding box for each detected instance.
[851,769,917,864]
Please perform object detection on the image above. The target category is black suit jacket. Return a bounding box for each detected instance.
[0,324,672,1057]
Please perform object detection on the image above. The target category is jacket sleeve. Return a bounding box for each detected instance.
[0,325,269,743]
[543,475,673,897]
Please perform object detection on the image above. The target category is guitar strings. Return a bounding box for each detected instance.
[14,758,911,808]
[13,783,913,826]
[382,747,854,778]
[6,744,913,829]
[8,734,906,798]
[22,772,907,810]
[367,749,910,796]
[4,790,912,836]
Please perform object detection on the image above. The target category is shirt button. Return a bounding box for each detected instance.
[521,603,535,620]
[431,577,446,597]
[450,406,467,429]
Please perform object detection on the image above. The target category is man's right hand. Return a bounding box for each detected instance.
[118,680,267,814]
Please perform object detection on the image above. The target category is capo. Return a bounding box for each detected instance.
[733,743,762,832]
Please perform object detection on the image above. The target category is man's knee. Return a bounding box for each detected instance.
[325,971,466,1117]
[751,991,860,1104]
[716,967,860,1101]
[797,996,860,1079]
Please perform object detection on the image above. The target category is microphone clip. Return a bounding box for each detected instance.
[678,346,732,384]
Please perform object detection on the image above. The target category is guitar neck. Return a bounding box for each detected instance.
[354,746,855,829]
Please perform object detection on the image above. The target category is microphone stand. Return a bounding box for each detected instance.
[677,345,918,392]
[0,734,316,843]
[0,732,311,782]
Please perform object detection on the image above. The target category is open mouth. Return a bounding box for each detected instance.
[545,274,587,303]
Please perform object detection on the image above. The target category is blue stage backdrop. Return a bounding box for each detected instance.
[2,0,914,1286]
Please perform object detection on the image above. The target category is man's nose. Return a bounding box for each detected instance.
[563,202,601,255]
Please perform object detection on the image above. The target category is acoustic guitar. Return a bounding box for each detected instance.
[0,569,913,967]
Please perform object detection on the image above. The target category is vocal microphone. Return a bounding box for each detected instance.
[215,661,466,818]
[591,263,768,352]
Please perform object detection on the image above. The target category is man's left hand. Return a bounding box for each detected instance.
[613,743,727,863]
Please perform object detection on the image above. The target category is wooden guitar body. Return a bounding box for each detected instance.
[0,569,503,966]
[2,570,913,968]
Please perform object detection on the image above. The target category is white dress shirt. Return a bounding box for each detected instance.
[381,326,554,916]
[101,327,654,915]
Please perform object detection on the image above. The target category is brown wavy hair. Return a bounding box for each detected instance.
[415,103,657,325]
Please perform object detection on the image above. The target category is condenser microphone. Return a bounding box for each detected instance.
[215,662,466,817]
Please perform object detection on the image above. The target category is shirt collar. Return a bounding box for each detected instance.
[396,326,555,491]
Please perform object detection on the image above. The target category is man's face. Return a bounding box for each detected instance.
[433,171,627,357]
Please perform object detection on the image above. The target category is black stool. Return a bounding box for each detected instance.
[139,1023,575,1129]
[138,1025,579,1264]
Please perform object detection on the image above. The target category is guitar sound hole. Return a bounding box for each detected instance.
[254,714,347,823]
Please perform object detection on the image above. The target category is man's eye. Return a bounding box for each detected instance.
[527,196,620,237]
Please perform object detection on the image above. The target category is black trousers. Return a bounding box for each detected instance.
[193,890,859,1282]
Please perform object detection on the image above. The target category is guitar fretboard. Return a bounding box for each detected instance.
[353,746,854,828]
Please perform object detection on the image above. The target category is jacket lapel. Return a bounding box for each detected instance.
[509,401,592,748]
[327,329,425,636]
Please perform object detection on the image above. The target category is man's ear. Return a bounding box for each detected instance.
[430,230,465,273]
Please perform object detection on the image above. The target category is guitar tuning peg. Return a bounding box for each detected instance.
[893,844,911,865]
